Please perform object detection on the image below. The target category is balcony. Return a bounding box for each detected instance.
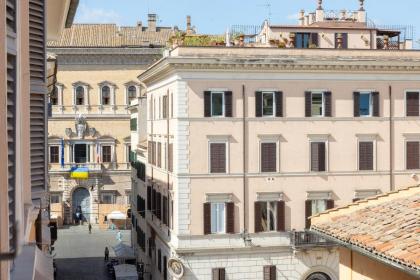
[290,230,335,250]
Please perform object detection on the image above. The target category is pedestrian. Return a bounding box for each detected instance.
[116,230,122,242]
[104,246,109,261]
[88,223,92,234]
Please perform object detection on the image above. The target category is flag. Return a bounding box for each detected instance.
[60,139,65,168]
[70,166,89,179]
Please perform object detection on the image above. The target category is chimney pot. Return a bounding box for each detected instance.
[148,14,157,32]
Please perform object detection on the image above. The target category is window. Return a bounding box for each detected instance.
[359,141,374,170]
[101,86,111,105]
[168,143,173,172]
[211,92,224,116]
[311,93,323,116]
[296,33,318,48]
[305,91,331,117]
[101,193,114,204]
[305,199,334,228]
[102,145,111,163]
[204,91,232,117]
[162,95,168,119]
[261,142,277,172]
[212,268,226,280]
[263,265,276,280]
[130,118,137,131]
[50,194,61,204]
[50,146,59,163]
[163,256,167,279]
[50,86,58,105]
[311,142,326,172]
[74,144,88,163]
[209,142,227,173]
[406,141,420,170]
[359,93,371,116]
[335,33,348,49]
[262,92,274,116]
[157,249,162,272]
[127,85,137,103]
[256,91,283,117]
[75,86,84,105]
[211,203,225,234]
[406,92,419,116]
[354,92,379,117]
[259,201,276,231]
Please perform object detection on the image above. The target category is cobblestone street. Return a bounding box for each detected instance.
[54,225,131,280]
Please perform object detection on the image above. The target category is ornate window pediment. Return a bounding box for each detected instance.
[72,81,90,106]
[124,81,140,105]
[98,81,117,107]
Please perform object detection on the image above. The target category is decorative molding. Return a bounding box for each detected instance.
[54,53,161,66]
[307,191,332,200]
[206,193,233,203]
[257,192,284,201]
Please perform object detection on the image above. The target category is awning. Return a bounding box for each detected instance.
[34,247,54,280]
[114,264,137,280]
[11,245,53,280]
[112,243,135,259]
[108,211,126,220]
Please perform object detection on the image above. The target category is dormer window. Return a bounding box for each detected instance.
[75,86,84,105]
[101,86,111,105]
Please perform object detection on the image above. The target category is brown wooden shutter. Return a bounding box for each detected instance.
[263,266,271,280]
[212,268,225,280]
[219,268,225,280]
[156,192,162,220]
[311,142,325,172]
[353,92,360,117]
[324,91,332,117]
[305,91,312,117]
[277,201,285,231]
[226,202,235,233]
[406,141,420,169]
[359,142,373,170]
[326,199,334,209]
[151,189,156,214]
[224,91,232,117]
[318,142,326,171]
[310,33,319,46]
[203,202,211,234]
[162,196,168,225]
[210,143,226,173]
[261,142,276,172]
[305,200,312,229]
[168,143,173,172]
[153,142,157,165]
[147,186,152,210]
[157,142,161,167]
[7,0,17,33]
[148,141,152,164]
[204,91,211,117]
[254,201,263,233]
[255,91,262,117]
[406,92,419,116]
[275,91,283,117]
[372,91,380,117]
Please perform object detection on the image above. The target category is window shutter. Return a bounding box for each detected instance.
[148,141,152,164]
[162,196,168,225]
[324,91,332,117]
[310,33,319,47]
[353,92,360,117]
[7,0,17,33]
[406,92,419,117]
[219,268,225,280]
[254,201,263,233]
[406,141,420,170]
[210,143,226,173]
[277,201,285,231]
[326,199,335,209]
[305,91,312,117]
[372,92,380,117]
[156,192,162,220]
[255,91,262,117]
[212,268,225,280]
[275,91,283,117]
[168,143,173,172]
[204,91,211,117]
[224,91,232,117]
[151,189,156,214]
[270,265,276,280]
[311,142,325,172]
[261,143,277,172]
[147,186,152,210]
[203,202,211,234]
[305,200,312,229]
[359,142,373,170]
[263,266,271,280]
[226,202,235,233]
[157,142,161,167]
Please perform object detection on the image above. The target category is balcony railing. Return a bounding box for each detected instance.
[290,230,335,249]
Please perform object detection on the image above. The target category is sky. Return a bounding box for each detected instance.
[74,0,419,42]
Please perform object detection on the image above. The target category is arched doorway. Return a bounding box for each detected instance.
[72,187,90,224]
[306,272,332,280]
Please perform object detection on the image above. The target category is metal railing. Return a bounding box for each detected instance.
[290,230,335,248]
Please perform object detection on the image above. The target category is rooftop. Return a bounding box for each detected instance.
[310,185,420,277]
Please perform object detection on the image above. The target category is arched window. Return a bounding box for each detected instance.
[50,86,58,105]
[75,86,84,105]
[127,86,137,103]
[306,272,332,280]
[102,86,111,105]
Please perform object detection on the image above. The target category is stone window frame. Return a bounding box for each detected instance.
[72,81,90,108]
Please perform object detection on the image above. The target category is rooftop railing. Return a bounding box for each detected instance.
[290,230,335,249]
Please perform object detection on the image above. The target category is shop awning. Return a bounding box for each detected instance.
[108,211,126,220]
[10,245,53,280]
[34,247,54,280]
[114,264,137,280]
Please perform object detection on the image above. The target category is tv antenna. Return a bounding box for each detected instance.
[258,1,272,21]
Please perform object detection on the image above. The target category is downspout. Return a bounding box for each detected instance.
[242,85,247,234]
[389,85,394,191]
[166,91,170,227]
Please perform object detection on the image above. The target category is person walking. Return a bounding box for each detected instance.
[116,230,122,242]
[88,223,92,234]
[104,247,109,261]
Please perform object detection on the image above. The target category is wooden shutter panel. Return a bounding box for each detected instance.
[204,91,211,117]
[353,92,360,117]
[151,189,156,213]
[324,91,332,117]
[157,142,161,167]
[305,200,312,229]
[255,91,262,117]
[277,201,285,231]
[261,142,277,172]
[226,202,235,233]
[203,202,211,234]
[263,266,271,280]
[406,92,419,116]
[212,268,225,280]
[310,33,319,47]
[326,199,335,209]
[224,91,232,117]
[305,91,312,117]
[318,142,326,171]
[275,91,283,117]
[311,142,325,172]
[372,92,380,117]
[168,143,173,172]
[162,196,168,225]
[359,142,373,170]
[254,201,263,233]
[406,142,420,170]
[156,192,162,220]
[270,265,276,280]
[219,268,225,280]
[7,0,17,33]
[147,186,152,210]
[210,143,226,173]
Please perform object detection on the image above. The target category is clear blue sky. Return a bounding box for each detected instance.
[75,0,419,42]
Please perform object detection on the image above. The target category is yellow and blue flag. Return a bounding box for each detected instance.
[70,166,89,179]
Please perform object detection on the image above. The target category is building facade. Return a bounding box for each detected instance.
[131,43,420,279]
[0,0,78,279]
[46,15,172,228]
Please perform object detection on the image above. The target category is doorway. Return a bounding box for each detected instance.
[72,187,90,224]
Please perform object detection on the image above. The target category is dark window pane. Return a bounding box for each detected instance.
[262,93,274,116]
[102,146,111,163]
[211,92,224,116]
[311,93,323,116]
[359,93,371,116]
[50,146,59,163]
[102,86,110,105]
[76,86,84,105]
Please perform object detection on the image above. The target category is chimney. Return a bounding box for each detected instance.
[148,14,157,32]
[299,10,305,26]
[186,15,192,34]
[137,21,142,29]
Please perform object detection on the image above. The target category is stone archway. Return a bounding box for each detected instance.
[72,187,91,224]
[306,272,332,280]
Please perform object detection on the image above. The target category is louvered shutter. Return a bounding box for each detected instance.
[277,201,285,231]
[353,92,360,117]
[168,143,173,172]
[226,202,235,233]
[212,268,225,280]
[219,268,225,280]
[318,142,326,171]
[203,203,211,234]
[324,91,332,117]
[210,143,226,173]
[224,91,232,117]
[255,91,262,117]
[162,196,168,225]
[310,33,319,47]
[6,0,17,33]
[359,142,373,170]
[372,92,380,117]
[261,143,276,172]
[305,91,312,117]
[148,141,152,164]
[275,91,283,117]
[156,192,161,220]
[204,91,211,117]
[254,201,263,233]
[406,92,419,116]
[305,200,312,229]
[147,186,151,210]
[326,199,334,209]
[151,189,156,214]
[7,54,17,251]
[263,266,271,280]
[157,142,161,167]
[406,142,420,170]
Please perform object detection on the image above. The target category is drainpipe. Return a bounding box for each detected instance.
[389,85,394,191]
[242,85,247,235]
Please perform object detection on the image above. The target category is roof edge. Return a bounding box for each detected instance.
[65,0,79,28]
